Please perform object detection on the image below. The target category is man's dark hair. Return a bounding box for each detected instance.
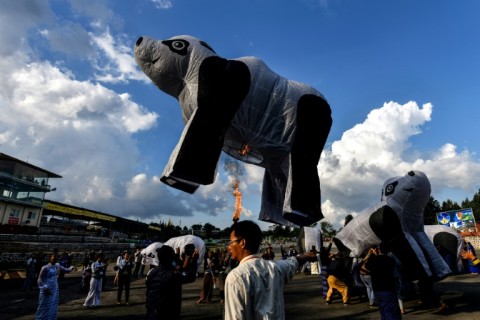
[157,245,175,267]
[184,243,195,254]
[378,242,390,254]
[230,220,263,254]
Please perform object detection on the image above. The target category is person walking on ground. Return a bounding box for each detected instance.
[80,251,93,293]
[288,246,299,257]
[319,242,332,299]
[35,254,76,319]
[359,247,376,308]
[113,251,124,287]
[35,253,44,280]
[325,253,351,306]
[83,254,107,308]
[100,255,108,291]
[116,251,134,305]
[145,245,199,320]
[197,250,216,304]
[58,252,69,280]
[387,250,405,314]
[139,253,147,279]
[261,246,275,260]
[224,220,317,320]
[365,242,402,320]
[309,246,320,275]
[466,242,479,273]
[217,249,231,304]
[462,248,480,266]
[23,252,37,291]
[132,248,142,279]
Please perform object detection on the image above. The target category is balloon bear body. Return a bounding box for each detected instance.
[134,35,332,226]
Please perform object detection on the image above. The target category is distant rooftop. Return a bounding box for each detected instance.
[0,153,61,178]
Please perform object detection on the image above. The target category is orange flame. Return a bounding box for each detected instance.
[239,144,250,156]
[232,179,243,223]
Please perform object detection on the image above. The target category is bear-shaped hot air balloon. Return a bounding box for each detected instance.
[334,171,451,281]
[134,35,332,226]
[424,224,464,274]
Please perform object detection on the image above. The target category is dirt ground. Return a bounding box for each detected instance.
[2,264,480,320]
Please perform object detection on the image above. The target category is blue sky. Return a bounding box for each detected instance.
[1,0,480,230]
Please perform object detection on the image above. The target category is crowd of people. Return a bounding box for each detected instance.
[13,220,480,320]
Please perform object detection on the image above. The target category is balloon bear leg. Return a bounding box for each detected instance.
[160,57,251,193]
[283,94,332,226]
[259,95,332,227]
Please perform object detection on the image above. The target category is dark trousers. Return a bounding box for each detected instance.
[133,262,141,278]
[117,274,131,302]
[375,290,401,320]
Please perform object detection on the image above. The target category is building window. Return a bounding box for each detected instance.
[8,208,20,225]
[9,208,20,218]
[27,211,37,220]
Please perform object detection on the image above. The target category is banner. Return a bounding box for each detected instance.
[437,208,476,232]
[43,202,116,222]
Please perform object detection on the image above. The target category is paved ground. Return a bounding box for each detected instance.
[2,265,480,320]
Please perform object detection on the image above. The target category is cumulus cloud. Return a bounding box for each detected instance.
[0,5,157,220]
[0,52,159,210]
[319,101,480,228]
[0,1,52,56]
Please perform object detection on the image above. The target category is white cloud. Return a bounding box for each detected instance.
[419,144,480,190]
[151,0,173,9]
[90,29,150,83]
[39,22,94,58]
[318,101,480,228]
[68,0,119,27]
[0,1,52,56]
[1,58,156,133]
[0,48,160,212]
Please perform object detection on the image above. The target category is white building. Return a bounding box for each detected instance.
[0,153,61,233]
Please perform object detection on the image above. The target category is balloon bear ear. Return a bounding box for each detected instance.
[199,40,216,53]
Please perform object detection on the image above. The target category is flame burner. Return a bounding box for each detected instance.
[232,179,243,223]
[239,144,250,156]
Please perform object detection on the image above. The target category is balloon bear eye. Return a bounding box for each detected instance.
[172,41,186,50]
[162,39,189,55]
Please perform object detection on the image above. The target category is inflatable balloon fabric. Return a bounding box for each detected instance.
[134,35,332,227]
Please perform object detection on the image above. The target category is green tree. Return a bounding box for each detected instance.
[272,225,286,237]
[465,189,480,221]
[203,222,215,239]
[441,199,461,211]
[290,227,301,238]
[320,221,337,238]
[424,196,441,225]
[219,227,231,238]
[159,224,180,242]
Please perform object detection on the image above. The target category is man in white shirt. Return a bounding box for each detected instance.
[224,220,317,320]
